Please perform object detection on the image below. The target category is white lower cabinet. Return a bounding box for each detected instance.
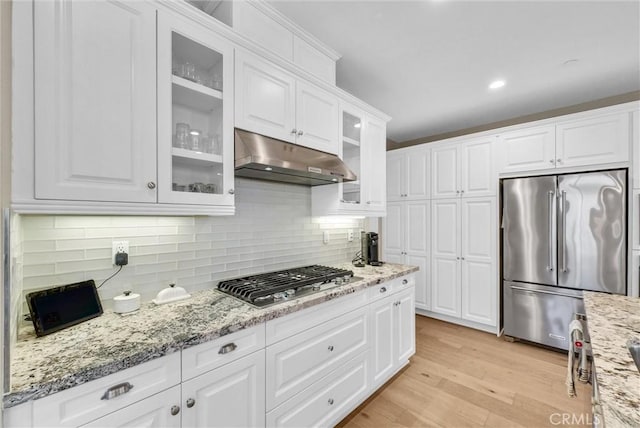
[5,276,417,428]
[266,352,368,428]
[80,386,181,428]
[369,283,416,389]
[266,306,368,410]
[182,351,266,428]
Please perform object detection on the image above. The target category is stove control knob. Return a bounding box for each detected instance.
[273,292,286,301]
[285,289,296,297]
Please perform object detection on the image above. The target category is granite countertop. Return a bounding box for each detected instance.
[4,263,418,408]
[583,291,640,428]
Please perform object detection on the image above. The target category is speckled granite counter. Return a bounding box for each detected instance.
[583,292,640,428]
[4,263,417,408]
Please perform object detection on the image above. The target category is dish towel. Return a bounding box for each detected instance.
[566,319,584,397]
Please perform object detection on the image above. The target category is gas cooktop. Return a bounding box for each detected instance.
[217,265,360,308]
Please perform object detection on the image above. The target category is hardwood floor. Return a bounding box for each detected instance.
[338,315,593,428]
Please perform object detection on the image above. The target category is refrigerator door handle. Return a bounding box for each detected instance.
[509,284,581,300]
[561,190,567,273]
[547,190,555,271]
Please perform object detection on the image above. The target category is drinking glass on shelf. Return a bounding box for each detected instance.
[211,73,222,91]
[189,129,202,152]
[212,135,222,155]
[174,123,190,149]
[205,183,217,194]
[202,134,214,154]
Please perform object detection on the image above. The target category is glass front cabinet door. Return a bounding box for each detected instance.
[157,12,234,209]
[340,105,365,211]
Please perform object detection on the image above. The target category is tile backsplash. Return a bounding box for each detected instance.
[18,178,364,313]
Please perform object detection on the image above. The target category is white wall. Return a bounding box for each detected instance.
[17,178,364,314]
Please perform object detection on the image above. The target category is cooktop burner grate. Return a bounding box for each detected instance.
[217,265,354,307]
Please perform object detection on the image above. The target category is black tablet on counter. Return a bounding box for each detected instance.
[26,280,103,337]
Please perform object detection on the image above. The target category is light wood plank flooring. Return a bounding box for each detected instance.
[338,316,592,428]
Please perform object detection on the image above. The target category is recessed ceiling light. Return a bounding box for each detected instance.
[489,80,506,90]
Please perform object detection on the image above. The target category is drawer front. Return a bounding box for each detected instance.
[266,290,367,345]
[266,351,368,428]
[33,352,181,428]
[182,323,266,380]
[368,274,414,302]
[266,306,368,410]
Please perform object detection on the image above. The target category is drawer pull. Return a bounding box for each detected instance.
[101,382,134,400]
[186,398,196,408]
[328,345,334,352]
[402,279,408,285]
[328,398,334,405]
[218,342,238,354]
[379,287,387,293]
[171,405,180,416]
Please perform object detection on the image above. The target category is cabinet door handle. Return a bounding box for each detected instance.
[297,130,304,136]
[550,159,555,164]
[147,181,156,189]
[461,257,465,260]
[291,128,297,135]
[228,189,235,195]
[186,398,196,408]
[328,345,334,352]
[171,405,180,416]
[402,279,408,285]
[557,158,562,163]
[328,398,334,405]
[101,382,134,400]
[456,257,460,260]
[218,342,238,354]
[456,190,460,194]
[379,286,387,293]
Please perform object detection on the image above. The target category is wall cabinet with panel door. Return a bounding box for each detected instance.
[633,110,640,189]
[33,0,158,204]
[312,103,388,216]
[16,1,236,214]
[382,201,430,310]
[430,197,497,328]
[235,49,339,155]
[431,137,495,199]
[387,146,430,201]
[497,112,630,174]
[157,11,235,207]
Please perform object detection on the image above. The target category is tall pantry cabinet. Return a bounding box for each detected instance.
[384,136,498,332]
[384,147,430,310]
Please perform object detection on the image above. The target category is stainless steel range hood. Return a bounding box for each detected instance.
[234,129,357,186]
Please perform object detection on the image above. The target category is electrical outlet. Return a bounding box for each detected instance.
[323,231,329,244]
[347,230,354,242]
[112,241,129,265]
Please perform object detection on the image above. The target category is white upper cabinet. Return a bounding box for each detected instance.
[386,147,430,201]
[157,12,235,207]
[235,50,339,155]
[295,81,340,154]
[431,137,494,199]
[556,113,630,168]
[311,103,388,216]
[460,137,495,197]
[496,125,556,173]
[235,51,296,143]
[497,111,630,174]
[431,145,459,199]
[34,0,157,203]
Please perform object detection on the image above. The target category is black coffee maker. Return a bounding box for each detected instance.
[361,232,383,266]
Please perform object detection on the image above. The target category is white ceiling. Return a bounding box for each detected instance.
[268,0,640,142]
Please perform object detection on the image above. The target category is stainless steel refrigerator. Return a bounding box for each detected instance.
[502,169,626,350]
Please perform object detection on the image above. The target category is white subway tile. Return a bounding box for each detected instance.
[23,264,56,277]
